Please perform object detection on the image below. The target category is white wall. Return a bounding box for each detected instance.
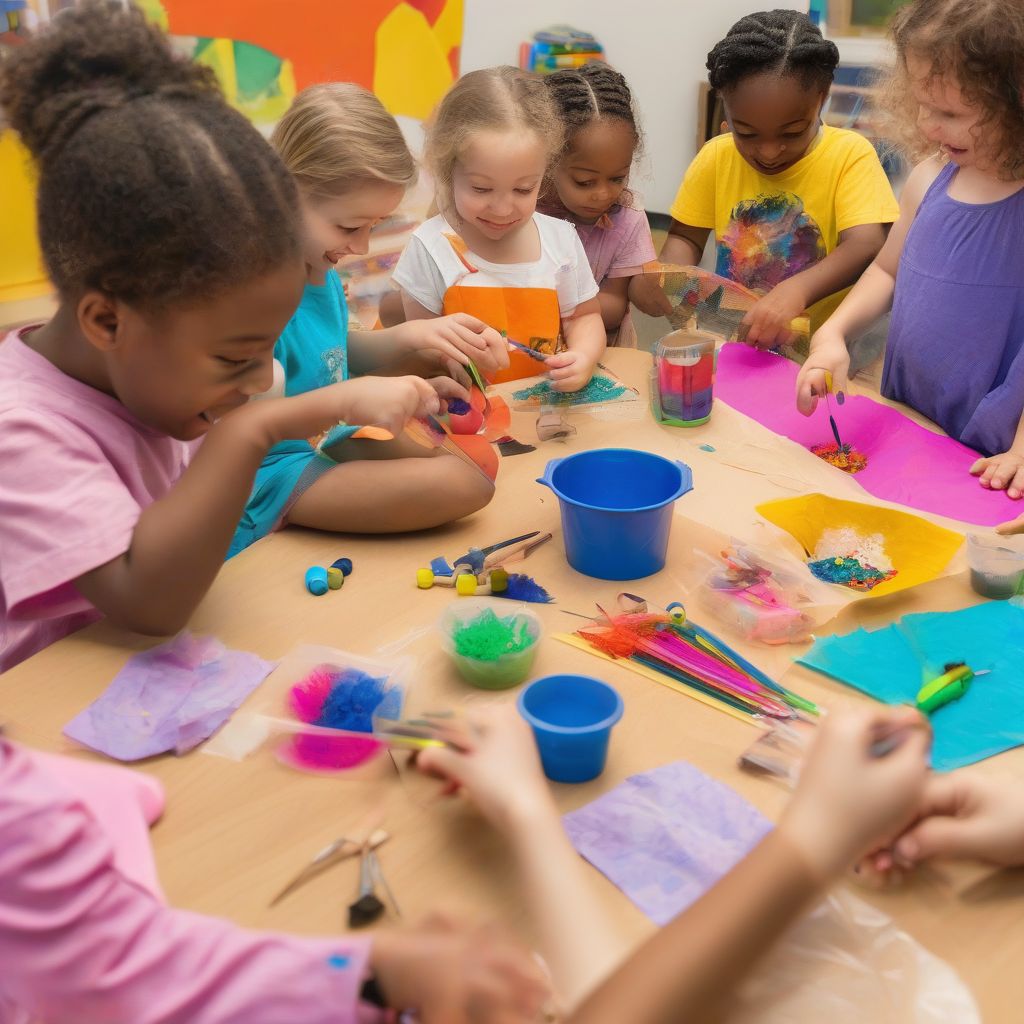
[461,0,807,214]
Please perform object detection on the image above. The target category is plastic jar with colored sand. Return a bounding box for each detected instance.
[439,599,542,689]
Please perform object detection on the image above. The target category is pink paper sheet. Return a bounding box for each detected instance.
[716,344,1021,527]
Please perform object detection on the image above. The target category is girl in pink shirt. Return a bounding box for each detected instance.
[0,2,443,673]
[538,63,657,338]
[0,7,551,1021]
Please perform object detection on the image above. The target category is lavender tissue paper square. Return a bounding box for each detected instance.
[563,761,773,925]
[64,633,275,761]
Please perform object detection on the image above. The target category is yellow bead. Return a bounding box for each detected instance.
[416,568,435,589]
[490,568,509,593]
[327,567,344,590]
[455,574,478,596]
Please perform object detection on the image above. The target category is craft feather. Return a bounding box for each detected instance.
[493,573,554,604]
[573,610,816,720]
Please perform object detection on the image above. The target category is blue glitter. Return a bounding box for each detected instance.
[512,373,628,406]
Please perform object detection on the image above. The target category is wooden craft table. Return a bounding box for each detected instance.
[2,348,1021,1021]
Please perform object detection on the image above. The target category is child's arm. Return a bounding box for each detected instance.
[419,705,929,1019]
[597,276,631,332]
[74,376,439,636]
[741,223,888,350]
[971,411,1024,501]
[416,706,625,1010]
[795,157,943,414]
[286,437,495,535]
[544,298,607,393]
[659,221,712,267]
[565,706,930,1024]
[0,739,549,1024]
[347,316,509,379]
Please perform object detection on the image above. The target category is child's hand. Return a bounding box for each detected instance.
[396,314,510,377]
[778,705,931,882]
[740,278,807,350]
[544,350,597,393]
[370,912,553,1023]
[427,374,472,414]
[415,705,558,836]
[795,329,850,415]
[329,375,440,437]
[971,449,1024,499]
[888,772,1024,869]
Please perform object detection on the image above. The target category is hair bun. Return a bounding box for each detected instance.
[0,0,218,162]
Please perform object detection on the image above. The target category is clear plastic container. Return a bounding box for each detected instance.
[966,534,1024,599]
[438,599,542,690]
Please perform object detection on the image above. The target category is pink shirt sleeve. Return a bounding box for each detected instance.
[0,412,140,620]
[0,740,384,1024]
[604,208,657,280]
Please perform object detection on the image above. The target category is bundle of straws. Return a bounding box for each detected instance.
[573,607,817,721]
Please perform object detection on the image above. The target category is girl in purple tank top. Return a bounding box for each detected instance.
[795,0,1024,533]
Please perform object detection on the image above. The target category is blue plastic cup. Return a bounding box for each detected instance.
[517,674,624,783]
[536,449,693,580]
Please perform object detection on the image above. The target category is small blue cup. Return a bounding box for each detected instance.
[517,674,624,783]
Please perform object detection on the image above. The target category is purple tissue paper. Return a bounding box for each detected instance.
[63,633,275,761]
[563,761,773,925]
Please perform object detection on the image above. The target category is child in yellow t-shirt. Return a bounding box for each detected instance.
[661,10,899,351]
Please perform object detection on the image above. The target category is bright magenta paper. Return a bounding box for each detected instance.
[716,344,1021,527]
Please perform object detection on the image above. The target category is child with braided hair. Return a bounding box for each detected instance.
[539,62,656,337]
[663,9,899,352]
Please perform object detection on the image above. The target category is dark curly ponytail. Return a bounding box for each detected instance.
[0,0,300,309]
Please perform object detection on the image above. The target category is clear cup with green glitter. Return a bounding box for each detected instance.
[438,599,542,690]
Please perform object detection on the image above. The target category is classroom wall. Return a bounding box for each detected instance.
[461,0,807,214]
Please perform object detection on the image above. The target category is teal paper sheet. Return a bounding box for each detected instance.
[798,602,1024,771]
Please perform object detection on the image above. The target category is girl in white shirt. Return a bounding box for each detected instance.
[392,66,607,389]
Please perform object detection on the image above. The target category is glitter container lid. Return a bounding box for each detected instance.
[438,599,543,690]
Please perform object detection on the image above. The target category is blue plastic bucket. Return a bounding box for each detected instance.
[517,674,624,783]
[537,448,693,580]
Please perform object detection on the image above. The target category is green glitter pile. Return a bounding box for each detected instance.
[452,609,535,661]
[512,373,628,406]
[808,556,897,591]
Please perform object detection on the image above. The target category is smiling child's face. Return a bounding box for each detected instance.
[906,53,985,169]
[451,129,548,244]
[299,181,406,283]
[723,72,825,176]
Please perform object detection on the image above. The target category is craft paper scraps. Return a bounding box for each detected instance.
[63,633,274,761]
[798,602,1024,771]
[757,493,963,599]
[717,343,1022,527]
[563,761,773,925]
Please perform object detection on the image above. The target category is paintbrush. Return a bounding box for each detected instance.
[822,370,845,450]
[507,337,549,362]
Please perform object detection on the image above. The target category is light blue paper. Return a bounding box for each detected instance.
[798,603,1024,771]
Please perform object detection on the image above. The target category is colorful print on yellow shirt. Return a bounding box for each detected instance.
[716,192,826,294]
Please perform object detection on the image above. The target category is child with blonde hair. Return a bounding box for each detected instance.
[392,66,607,389]
[231,82,509,555]
[795,0,1024,532]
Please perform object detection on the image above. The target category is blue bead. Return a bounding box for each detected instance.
[305,566,329,595]
[330,557,353,577]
